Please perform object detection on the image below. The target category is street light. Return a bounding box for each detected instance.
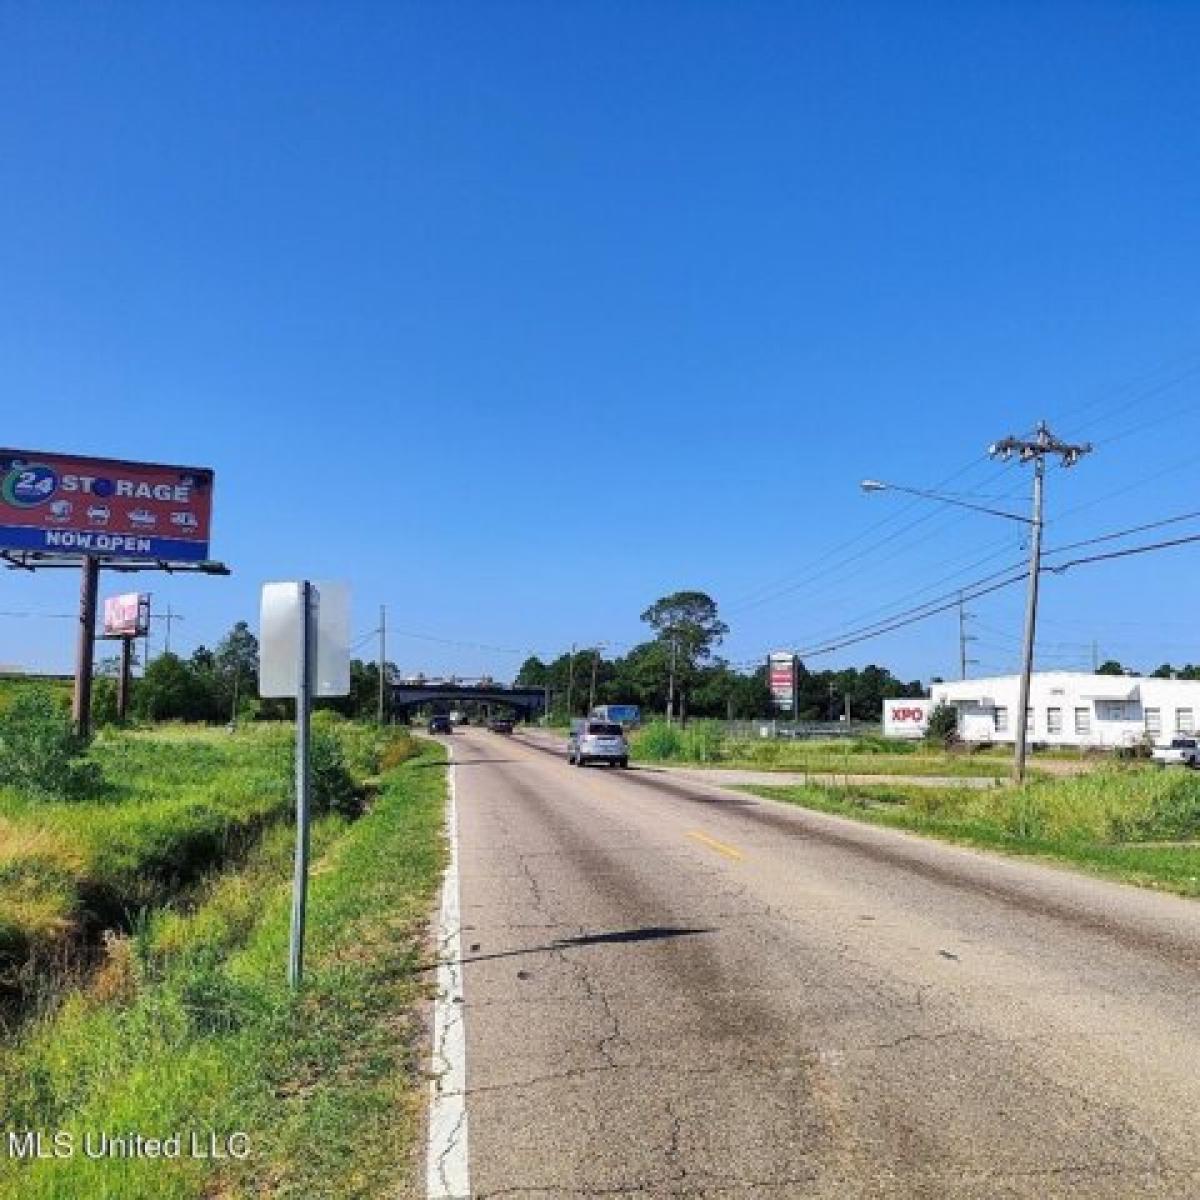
[864,424,1090,784]
[858,479,1030,524]
[864,476,1042,781]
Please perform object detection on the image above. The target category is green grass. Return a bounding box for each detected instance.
[0,721,421,1014]
[0,740,447,1199]
[630,723,1037,778]
[0,677,72,715]
[743,767,1200,896]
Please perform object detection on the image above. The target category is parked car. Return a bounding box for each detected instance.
[1152,737,1200,768]
[488,717,514,734]
[428,714,453,735]
[567,720,629,768]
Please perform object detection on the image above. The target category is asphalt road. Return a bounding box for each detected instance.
[443,726,1200,1199]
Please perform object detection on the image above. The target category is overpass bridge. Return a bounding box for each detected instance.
[389,679,546,722]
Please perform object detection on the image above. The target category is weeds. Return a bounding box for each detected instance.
[745,766,1200,896]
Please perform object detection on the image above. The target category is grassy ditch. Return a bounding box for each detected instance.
[743,766,1200,895]
[0,739,447,1200]
[630,721,1043,778]
[0,718,417,1019]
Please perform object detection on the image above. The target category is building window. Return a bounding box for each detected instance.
[1099,701,1127,721]
[1075,707,1092,736]
[1047,707,1063,735]
[1145,708,1162,736]
[1177,708,1195,734]
[994,707,1008,733]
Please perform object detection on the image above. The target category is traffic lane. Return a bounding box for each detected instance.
[456,728,1200,1197]
[516,729,1200,1127]
[519,727,1200,983]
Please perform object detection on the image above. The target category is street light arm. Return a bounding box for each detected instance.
[860,480,1033,525]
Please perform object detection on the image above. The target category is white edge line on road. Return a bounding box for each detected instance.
[426,743,470,1200]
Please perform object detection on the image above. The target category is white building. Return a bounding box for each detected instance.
[919,672,1200,749]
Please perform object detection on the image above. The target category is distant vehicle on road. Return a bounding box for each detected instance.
[449,711,468,726]
[568,720,629,768]
[590,704,641,728]
[1152,737,1200,768]
[428,715,453,735]
[488,717,514,734]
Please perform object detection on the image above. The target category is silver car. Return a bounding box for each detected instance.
[568,720,629,768]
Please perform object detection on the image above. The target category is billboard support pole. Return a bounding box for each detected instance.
[288,581,315,991]
[72,556,100,737]
[117,635,133,722]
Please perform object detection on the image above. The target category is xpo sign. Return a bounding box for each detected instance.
[0,450,214,562]
[882,699,931,739]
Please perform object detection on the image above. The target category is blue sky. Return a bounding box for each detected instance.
[2,2,1198,683]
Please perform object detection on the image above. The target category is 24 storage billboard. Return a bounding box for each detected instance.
[0,450,213,562]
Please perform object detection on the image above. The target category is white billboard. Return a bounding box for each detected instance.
[882,698,931,740]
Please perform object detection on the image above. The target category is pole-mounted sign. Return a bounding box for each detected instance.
[768,650,798,715]
[259,581,350,989]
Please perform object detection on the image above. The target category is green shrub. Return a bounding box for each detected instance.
[681,721,725,763]
[0,687,101,800]
[924,702,959,748]
[292,729,359,817]
[635,721,685,761]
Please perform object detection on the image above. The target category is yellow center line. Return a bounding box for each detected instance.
[686,830,744,861]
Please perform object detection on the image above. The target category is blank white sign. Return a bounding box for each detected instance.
[259,580,351,698]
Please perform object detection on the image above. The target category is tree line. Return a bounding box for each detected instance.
[93,621,394,725]
[515,590,924,721]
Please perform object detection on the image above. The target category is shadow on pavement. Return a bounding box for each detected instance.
[423,926,715,971]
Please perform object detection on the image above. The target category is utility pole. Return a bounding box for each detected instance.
[72,557,100,737]
[958,591,978,681]
[588,645,603,714]
[566,642,576,720]
[666,636,678,726]
[377,604,387,726]
[158,603,183,657]
[1092,640,1099,673]
[990,422,1092,784]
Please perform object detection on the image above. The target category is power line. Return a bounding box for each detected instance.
[795,526,1200,662]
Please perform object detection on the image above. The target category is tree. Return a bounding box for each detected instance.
[1096,660,1128,676]
[516,656,549,687]
[640,591,728,717]
[925,701,959,746]
[135,652,218,722]
[640,591,728,663]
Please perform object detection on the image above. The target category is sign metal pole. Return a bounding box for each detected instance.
[288,581,315,990]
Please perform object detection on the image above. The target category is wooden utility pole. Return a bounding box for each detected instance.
[377,604,387,725]
[990,422,1092,783]
[72,558,100,737]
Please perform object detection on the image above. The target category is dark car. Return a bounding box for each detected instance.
[488,717,514,734]
[428,715,453,735]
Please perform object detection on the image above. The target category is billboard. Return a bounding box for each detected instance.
[0,450,214,562]
[768,650,797,714]
[882,698,931,740]
[103,593,150,638]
